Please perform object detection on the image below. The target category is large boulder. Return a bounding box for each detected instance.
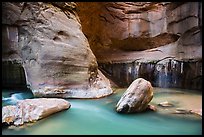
[2,98,70,126]
[2,2,113,98]
[116,78,153,113]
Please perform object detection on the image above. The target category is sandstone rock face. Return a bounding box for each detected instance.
[2,2,113,98]
[116,78,153,113]
[77,2,201,59]
[77,2,179,52]
[77,2,202,90]
[166,2,202,60]
[2,98,70,126]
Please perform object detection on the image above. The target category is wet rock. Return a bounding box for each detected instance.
[190,109,202,117]
[158,101,174,107]
[2,98,70,126]
[2,61,27,89]
[173,108,202,117]
[174,108,191,114]
[99,59,202,90]
[116,78,153,113]
[147,104,157,111]
[171,108,202,118]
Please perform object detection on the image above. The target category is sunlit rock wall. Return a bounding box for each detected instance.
[77,2,202,90]
[77,2,180,52]
[2,2,113,98]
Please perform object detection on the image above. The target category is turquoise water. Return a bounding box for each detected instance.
[2,88,202,135]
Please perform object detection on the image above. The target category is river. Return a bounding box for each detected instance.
[2,87,202,135]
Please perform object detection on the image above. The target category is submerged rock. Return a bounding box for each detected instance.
[190,109,202,117]
[147,104,157,111]
[2,98,70,126]
[158,101,174,107]
[174,108,191,114]
[173,108,202,117]
[116,78,153,113]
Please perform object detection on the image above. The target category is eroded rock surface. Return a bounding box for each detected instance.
[2,98,70,126]
[2,2,113,98]
[77,2,201,60]
[78,2,202,90]
[116,78,153,113]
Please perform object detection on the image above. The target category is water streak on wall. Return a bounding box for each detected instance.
[99,59,202,91]
[2,61,27,89]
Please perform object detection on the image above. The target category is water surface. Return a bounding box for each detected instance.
[2,88,202,135]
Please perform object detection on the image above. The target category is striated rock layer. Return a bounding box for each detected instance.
[77,2,202,90]
[77,2,201,56]
[77,2,179,52]
[2,2,113,98]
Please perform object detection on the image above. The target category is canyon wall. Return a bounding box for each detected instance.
[77,2,202,90]
[2,2,113,98]
[2,2,202,92]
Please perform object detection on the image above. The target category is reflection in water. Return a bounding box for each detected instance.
[2,88,202,135]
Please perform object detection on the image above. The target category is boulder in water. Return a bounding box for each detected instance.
[2,98,70,126]
[116,78,153,113]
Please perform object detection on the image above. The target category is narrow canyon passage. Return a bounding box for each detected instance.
[2,2,202,135]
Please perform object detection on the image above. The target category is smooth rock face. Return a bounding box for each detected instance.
[77,2,201,60]
[116,78,153,113]
[2,2,113,98]
[2,98,70,126]
[34,70,113,98]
